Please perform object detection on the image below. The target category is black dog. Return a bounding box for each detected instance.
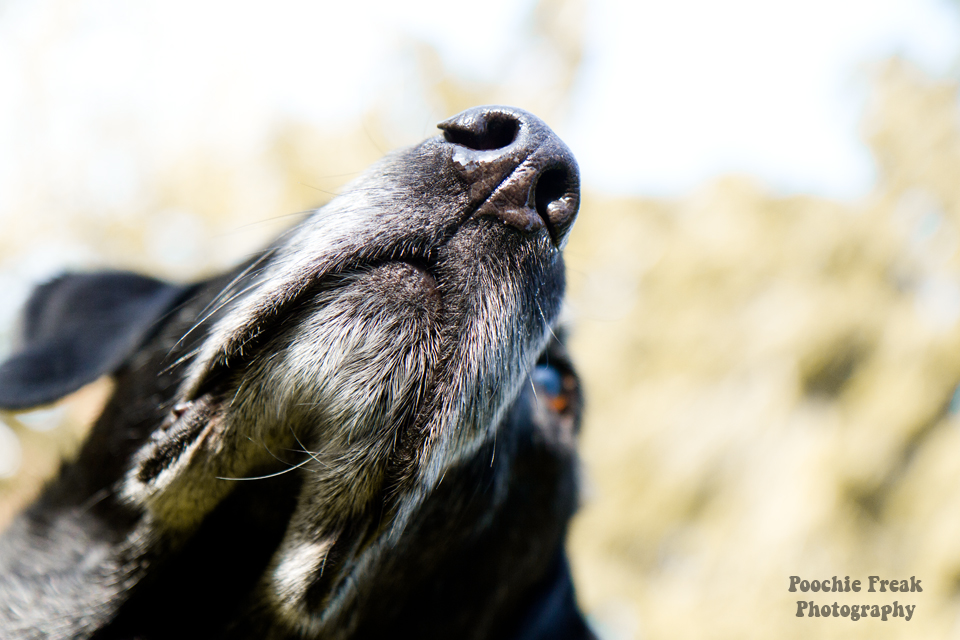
[0,106,593,640]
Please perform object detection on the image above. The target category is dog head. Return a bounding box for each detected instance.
[0,106,584,638]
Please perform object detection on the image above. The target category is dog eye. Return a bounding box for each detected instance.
[532,363,571,413]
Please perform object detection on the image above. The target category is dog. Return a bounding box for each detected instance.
[0,106,593,640]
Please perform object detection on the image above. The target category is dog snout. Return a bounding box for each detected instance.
[438,105,580,247]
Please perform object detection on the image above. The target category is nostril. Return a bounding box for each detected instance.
[534,166,575,235]
[440,113,519,151]
[534,167,569,218]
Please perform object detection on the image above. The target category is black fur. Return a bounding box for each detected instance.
[0,106,594,640]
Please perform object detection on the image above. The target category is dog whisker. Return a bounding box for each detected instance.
[216,457,312,481]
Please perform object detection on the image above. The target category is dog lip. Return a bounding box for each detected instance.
[184,258,442,402]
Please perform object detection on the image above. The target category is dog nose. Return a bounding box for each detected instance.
[438,106,580,247]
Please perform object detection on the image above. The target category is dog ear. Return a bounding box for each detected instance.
[0,271,189,410]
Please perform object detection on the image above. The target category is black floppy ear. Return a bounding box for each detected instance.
[0,271,189,410]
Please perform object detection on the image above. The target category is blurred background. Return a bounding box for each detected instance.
[3,0,960,637]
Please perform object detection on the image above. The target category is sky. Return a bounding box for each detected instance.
[571,0,960,196]
[0,0,959,207]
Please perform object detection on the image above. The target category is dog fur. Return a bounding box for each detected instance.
[0,106,593,640]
